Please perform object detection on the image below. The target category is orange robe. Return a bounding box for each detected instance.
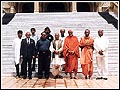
[63,36,79,74]
[79,36,94,77]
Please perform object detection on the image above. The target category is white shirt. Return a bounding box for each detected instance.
[94,36,109,56]
[13,37,22,64]
[30,34,39,45]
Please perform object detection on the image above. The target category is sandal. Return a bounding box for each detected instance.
[74,76,78,79]
[70,77,72,79]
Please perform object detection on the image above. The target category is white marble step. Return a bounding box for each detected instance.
[1,12,118,76]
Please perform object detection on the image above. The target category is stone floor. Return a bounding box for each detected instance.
[1,73,119,89]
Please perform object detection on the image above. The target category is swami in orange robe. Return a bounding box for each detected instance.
[79,29,94,79]
[63,30,79,79]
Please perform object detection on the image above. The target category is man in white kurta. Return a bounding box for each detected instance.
[59,29,67,72]
[94,30,109,80]
[50,33,65,79]
[13,30,23,78]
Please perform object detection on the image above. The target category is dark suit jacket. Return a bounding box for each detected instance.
[20,38,35,58]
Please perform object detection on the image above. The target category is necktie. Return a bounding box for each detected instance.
[27,38,29,44]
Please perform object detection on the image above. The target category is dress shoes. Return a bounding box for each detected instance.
[45,77,49,79]
[23,76,27,79]
[45,75,49,79]
[16,75,20,78]
[96,77,103,80]
[29,76,32,79]
[38,76,42,79]
[103,78,108,80]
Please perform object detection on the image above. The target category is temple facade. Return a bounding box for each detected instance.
[2,2,118,15]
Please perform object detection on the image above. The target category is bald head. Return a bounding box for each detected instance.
[68,30,73,33]
[68,30,73,37]
[55,33,59,40]
[25,32,31,38]
[60,29,65,37]
[60,29,65,33]
[84,29,90,37]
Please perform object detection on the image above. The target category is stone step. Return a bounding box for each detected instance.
[2,12,118,76]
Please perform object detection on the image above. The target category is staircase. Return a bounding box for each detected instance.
[1,12,118,76]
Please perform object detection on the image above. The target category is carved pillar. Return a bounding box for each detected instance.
[34,2,39,13]
[72,2,77,12]
[109,2,114,12]
[2,2,10,13]
[98,2,102,12]
[10,2,16,13]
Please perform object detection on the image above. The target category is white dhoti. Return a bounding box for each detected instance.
[96,55,108,78]
[51,55,65,76]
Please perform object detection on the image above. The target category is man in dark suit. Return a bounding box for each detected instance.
[20,32,35,79]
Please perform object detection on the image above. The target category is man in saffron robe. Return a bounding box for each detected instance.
[79,29,94,79]
[63,30,79,79]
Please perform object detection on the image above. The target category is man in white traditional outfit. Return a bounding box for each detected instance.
[13,30,23,78]
[94,30,109,80]
[50,33,65,79]
[60,29,66,43]
[59,29,67,74]
[30,28,39,71]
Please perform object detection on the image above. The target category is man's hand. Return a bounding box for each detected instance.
[68,51,74,54]
[54,50,59,54]
[32,56,35,59]
[20,55,23,59]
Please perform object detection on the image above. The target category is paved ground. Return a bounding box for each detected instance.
[1,73,119,89]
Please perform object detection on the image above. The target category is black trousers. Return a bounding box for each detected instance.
[22,57,32,77]
[32,57,36,69]
[15,63,19,76]
[21,61,24,76]
[38,51,50,78]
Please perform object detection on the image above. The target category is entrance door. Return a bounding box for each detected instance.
[77,2,90,12]
[46,2,65,12]
[22,2,34,13]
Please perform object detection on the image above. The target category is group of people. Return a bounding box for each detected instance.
[13,27,109,80]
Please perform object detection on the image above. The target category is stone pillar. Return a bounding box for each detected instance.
[72,2,77,12]
[10,2,15,13]
[109,2,114,12]
[98,7,102,12]
[98,2,102,12]
[34,2,39,13]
